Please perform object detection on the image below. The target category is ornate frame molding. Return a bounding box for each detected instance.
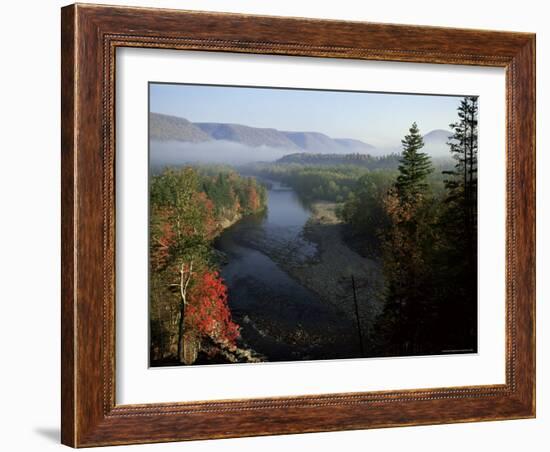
[61,4,535,447]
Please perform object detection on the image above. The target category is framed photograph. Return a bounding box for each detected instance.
[61,3,536,447]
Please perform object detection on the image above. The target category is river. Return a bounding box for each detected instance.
[215,181,361,362]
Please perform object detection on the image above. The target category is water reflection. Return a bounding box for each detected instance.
[215,180,357,362]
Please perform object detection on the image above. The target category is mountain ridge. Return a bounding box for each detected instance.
[195,122,300,149]
[149,113,211,143]
[150,112,376,154]
[150,112,452,157]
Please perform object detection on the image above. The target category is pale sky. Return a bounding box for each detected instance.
[150,83,465,148]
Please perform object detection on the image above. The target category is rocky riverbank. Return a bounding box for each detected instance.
[215,189,364,362]
[275,202,386,341]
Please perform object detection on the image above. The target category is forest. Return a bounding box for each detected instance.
[344,97,479,355]
[149,167,266,365]
[243,96,479,356]
[149,95,479,364]
[245,153,452,205]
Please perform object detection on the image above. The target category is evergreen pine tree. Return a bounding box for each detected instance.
[434,96,479,352]
[376,122,436,355]
[396,122,433,200]
[444,96,478,242]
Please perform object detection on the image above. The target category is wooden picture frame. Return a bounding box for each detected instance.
[61,3,535,447]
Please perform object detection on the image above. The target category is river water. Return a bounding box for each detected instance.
[215,181,359,362]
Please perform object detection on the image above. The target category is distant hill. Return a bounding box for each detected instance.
[149,112,376,154]
[149,113,211,142]
[422,129,454,158]
[283,131,341,152]
[423,129,452,142]
[150,112,453,159]
[379,129,454,159]
[334,138,377,154]
[196,122,299,149]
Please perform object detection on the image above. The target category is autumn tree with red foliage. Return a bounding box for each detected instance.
[149,167,265,365]
[186,269,240,347]
[192,191,218,239]
[246,184,260,212]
